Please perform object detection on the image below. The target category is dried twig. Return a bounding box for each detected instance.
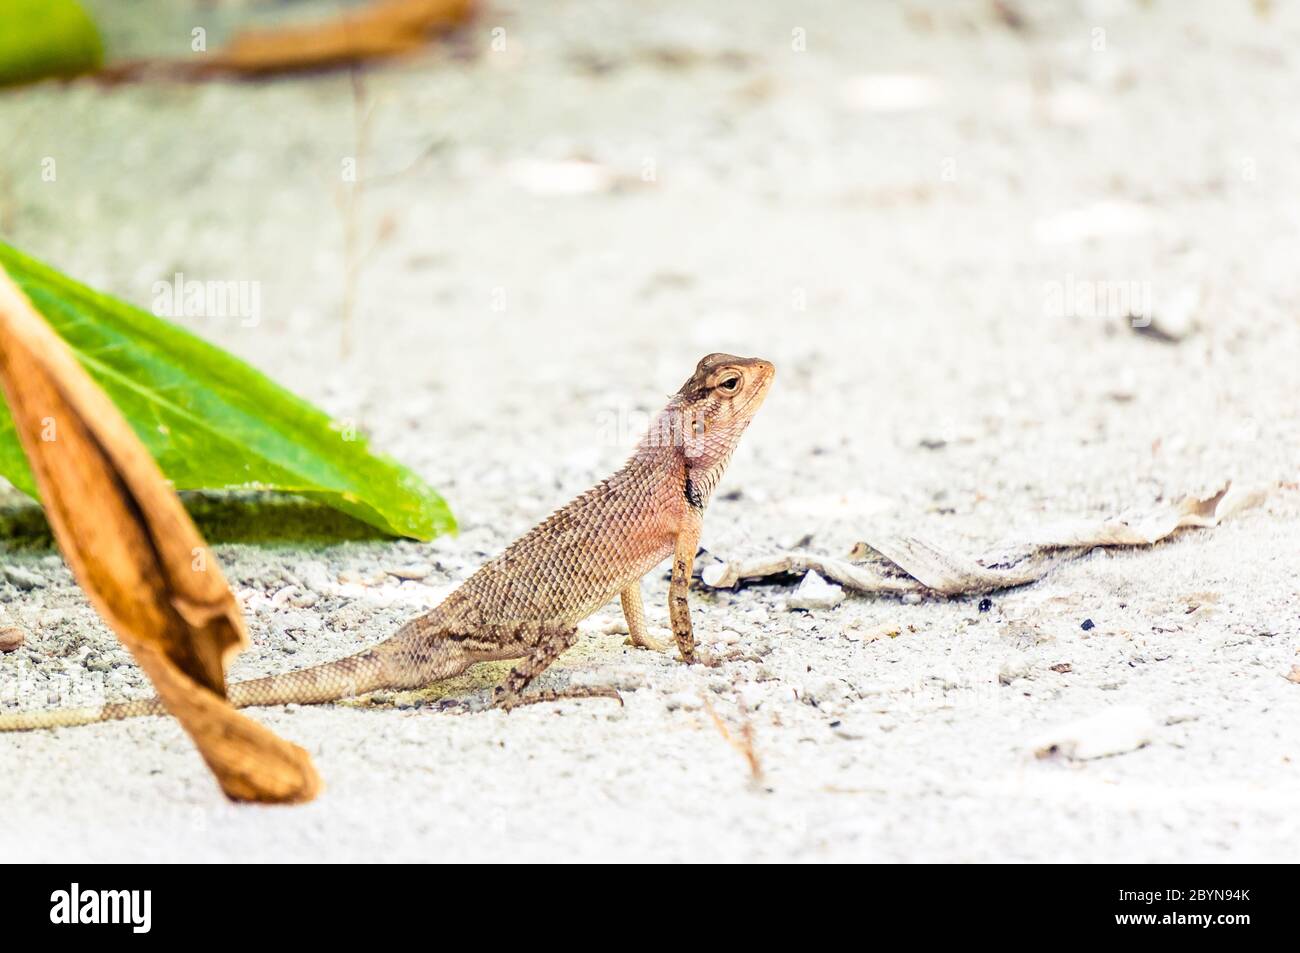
[704,484,1269,598]
[701,697,763,783]
[102,0,475,81]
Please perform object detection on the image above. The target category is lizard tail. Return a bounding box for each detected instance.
[0,696,168,730]
[0,618,435,732]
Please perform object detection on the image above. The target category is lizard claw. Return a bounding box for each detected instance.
[624,633,672,652]
[492,685,624,711]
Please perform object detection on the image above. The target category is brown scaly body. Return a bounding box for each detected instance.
[0,354,774,729]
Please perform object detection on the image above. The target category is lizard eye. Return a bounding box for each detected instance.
[718,374,741,393]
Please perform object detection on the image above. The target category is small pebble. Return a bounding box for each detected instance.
[289,590,320,608]
[295,560,332,591]
[665,690,702,711]
[999,659,1032,685]
[0,626,25,652]
[387,564,432,581]
[1081,618,1095,631]
[979,597,993,612]
[3,566,44,590]
[786,571,845,611]
[801,676,849,706]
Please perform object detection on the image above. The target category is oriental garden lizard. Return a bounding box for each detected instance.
[0,353,774,729]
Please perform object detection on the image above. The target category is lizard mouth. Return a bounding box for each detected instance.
[742,359,776,413]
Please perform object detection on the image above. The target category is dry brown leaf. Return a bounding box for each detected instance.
[104,0,474,80]
[0,268,319,803]
[700,697,762,783]
[706,484,1268,597]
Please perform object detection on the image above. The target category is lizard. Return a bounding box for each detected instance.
[0,353,775,730]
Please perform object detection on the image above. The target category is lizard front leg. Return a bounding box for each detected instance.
[493,623,621,710]
[669,517,702,664]
[621,583,671,652]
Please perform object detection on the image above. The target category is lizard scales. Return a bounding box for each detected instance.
[0,353,774,728]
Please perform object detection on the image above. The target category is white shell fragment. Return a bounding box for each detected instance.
[786,571,845,611]
[1030,706,1159,761]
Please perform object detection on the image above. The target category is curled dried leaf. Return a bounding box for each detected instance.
[0,267,319,803]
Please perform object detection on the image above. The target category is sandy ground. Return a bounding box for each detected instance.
[1,0,1299,862]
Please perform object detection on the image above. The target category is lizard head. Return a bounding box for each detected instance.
[676,352,775,471]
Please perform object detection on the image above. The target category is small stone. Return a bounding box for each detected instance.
[716,629,741,645]
[3,566,44,590]
[665,691,702,711]
[0,627,25,652]
[1081,618,1095,631]
[786,571,845,611]
[296,560,332,591]
[979,597,993,612]
[998,660,1031,685]
[901,592,923,605]
[801,676,849,706]
[1030,706,1157,760]
[387,564,432,581]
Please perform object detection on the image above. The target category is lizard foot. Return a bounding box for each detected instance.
[493,685,624,712]
[624,632,673,652]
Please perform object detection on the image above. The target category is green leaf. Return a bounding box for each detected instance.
[0,243,455,541]
[0,0,103,87]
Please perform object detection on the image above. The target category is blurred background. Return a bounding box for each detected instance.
[1,0,1295,538]
[2,0,1299,861]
